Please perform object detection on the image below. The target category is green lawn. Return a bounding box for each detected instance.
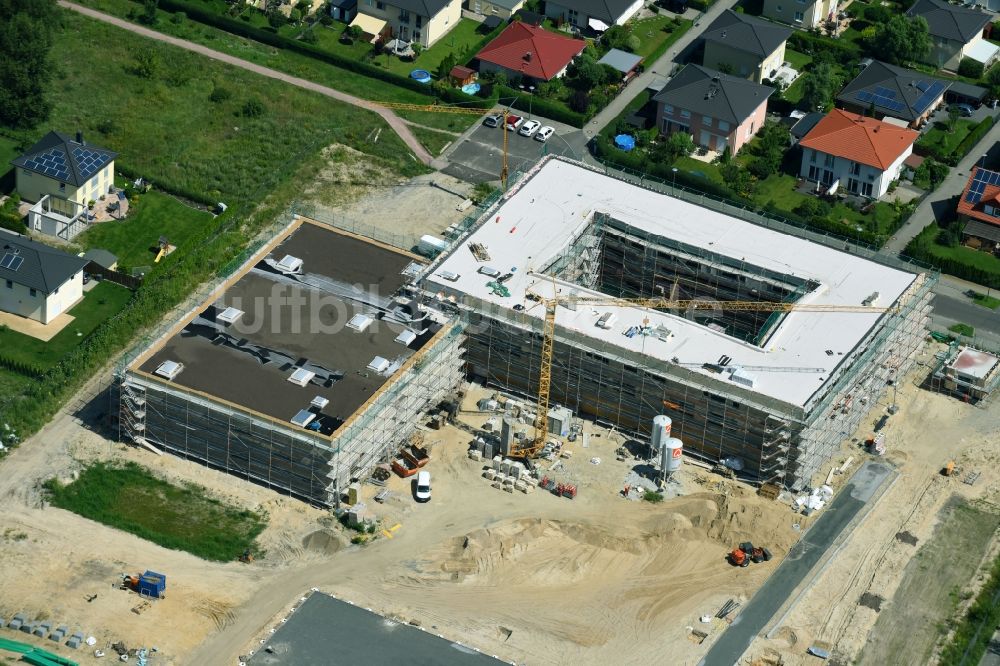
[0,282,132,372]
[79,191,214,272]
[949,322,976,336]
[410,126,456,156]
[918,119,977,157]
[625,16,693,61]
[784,48,812,71]
[916,225,1000,271]
[970,291,1000,309]
[44,461,267,561]
[71,0,479,132]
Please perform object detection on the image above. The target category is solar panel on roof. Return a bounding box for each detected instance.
[874,86,897,99]
[0,254,23,271]
[965,169,1000,204]
[913,82,945,114]
[857,90,874,103]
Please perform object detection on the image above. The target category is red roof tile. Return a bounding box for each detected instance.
[957,166,1000,225]
[475,22,586,81]
[799,109,919,170]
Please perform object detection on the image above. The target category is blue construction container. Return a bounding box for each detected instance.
[137,571,166,599]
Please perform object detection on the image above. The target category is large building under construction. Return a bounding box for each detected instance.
[115,158,933,501]
[422,159,933,488]
[116,219,463,506]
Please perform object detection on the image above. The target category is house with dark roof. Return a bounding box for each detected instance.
[837,60,950,128]
[0,229,88,324]
[350,0,461,46]
[798,109,919,199]
[957,166,1000,251]
[761,0,838,29]
[653,64,774,155]
[475,21,586,81]
[12,131,117,241]
[906,0,994,71]
[544,0,643,32]
[466,0,524,21]
[700,10,791,84]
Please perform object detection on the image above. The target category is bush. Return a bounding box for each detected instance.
[863,4,891,23]
[241,97,266,117]
[954,116,994,161]
[958,57,985,80]
[644,491,664,503]
[209,83,232,103]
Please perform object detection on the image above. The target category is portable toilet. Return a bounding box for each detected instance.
[138,571,166,599]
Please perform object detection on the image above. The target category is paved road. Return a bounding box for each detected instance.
[929,275,1000,348]
[881,119,1000,256]
[583,1,739,139]
[699,461,895,666]
[58,0,433,165]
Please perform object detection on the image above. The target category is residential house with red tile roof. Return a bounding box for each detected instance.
[956,166,1000,251]
[798,109,918,199]
[475,21,586,82]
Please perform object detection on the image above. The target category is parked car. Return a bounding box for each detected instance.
[483,114,502,128]
[518,120,541,137]
[504,115,524,131]
[415,470,431,502]
[535,126,555,142]
[949,103,975,117]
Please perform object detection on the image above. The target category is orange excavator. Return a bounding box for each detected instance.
[729,542,772,567]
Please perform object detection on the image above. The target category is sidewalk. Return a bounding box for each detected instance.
[583,0,740,139]
[881,119,1000,256]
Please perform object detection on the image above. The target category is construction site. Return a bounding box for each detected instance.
[4,157,1000,666]
[423,158,934,489]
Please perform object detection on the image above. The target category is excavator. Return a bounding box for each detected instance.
[729,541,772,567]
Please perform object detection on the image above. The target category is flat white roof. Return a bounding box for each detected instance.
[425,159,918,408]
[949,347,999,380]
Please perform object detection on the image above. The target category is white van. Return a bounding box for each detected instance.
[415,470,431,502]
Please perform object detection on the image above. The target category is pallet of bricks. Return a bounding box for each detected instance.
[482,456,535,494]
[539,475,577,499]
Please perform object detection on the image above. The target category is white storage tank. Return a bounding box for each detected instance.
[661,437,683,473]
[651,415,672,451]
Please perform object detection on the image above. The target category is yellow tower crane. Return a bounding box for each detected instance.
[511,288,896,459]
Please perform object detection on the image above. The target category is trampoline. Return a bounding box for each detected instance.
[614,134,636,151]
[410,69,432,84]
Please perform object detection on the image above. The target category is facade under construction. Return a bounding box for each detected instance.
[422,158,934,489]
[116,219,462,506]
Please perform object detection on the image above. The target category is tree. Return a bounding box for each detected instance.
[602,25,629,51]
[720,163,754,197]
[947,105,961,133]
[241,97,266,117]
[958,57,984,79]
[666,132,694,159]
[568,89,590,113]
[749,122,790,178]
[0,0,60,129]
[436,53,456,81]
[800,62,841,112]
[870,15,931,65]
[267,10,285,29]
[567,55,605,90]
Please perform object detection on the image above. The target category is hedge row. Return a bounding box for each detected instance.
[954,115,995,162]
[0,355,44,379]
[905,223,1000,288]
[787,31,861,66]
[155,0,493,110]
[496,85,587,127]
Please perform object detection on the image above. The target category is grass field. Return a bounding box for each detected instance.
[0,282,132,371]
[918,119,977,158]
[73,0,481,133]
[40,11,427,208]
[783,49,811,71]
[625,16,693,61]
[44,461,267,561]
[410,126,456,156]
[79,191,214,271]
[949,322,976,336]
[857,497,1000,666]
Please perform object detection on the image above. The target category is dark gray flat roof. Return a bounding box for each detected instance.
[248,593,507,666]
[138,224,433,433]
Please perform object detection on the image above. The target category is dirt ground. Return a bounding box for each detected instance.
[3,175,999,665]
[745,343,1000,666]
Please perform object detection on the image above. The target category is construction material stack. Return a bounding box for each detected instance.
[728,542,771,567]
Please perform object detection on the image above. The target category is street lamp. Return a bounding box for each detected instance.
[672,167,678,193]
